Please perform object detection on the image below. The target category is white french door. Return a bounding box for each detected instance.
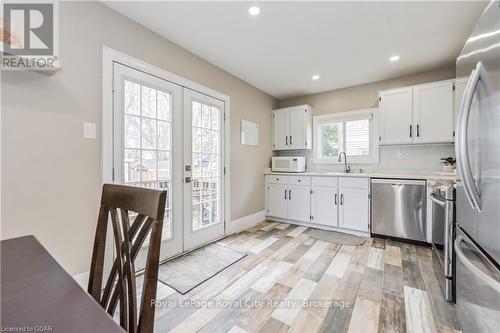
[183,89,225,250]
[113,63,184,267]
[112,62,226,266]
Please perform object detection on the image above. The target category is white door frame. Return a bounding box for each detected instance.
[102,46,231,272]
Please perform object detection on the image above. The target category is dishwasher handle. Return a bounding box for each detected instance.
[371,179,426,186]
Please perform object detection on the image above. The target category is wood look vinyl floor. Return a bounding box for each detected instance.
[148,221,460,333]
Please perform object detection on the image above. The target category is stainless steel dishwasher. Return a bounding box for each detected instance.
[371,179,426,242]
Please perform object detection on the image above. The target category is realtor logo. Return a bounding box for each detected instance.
[4,3,53,55]
[1,2,59,70]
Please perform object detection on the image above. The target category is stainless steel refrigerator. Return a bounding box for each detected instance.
[455,1,500,332]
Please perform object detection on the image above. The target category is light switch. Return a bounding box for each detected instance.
[83,122,97,139]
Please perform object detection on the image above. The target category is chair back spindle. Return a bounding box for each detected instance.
[88,184,166,333]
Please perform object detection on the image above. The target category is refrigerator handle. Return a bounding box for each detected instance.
[456,61,483,212]
[429,193,446,207]
[455,235,500,293]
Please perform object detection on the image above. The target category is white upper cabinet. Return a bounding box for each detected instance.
[413,80,454,144]
[453,77,468,132]
[379,79,455,145]
[379,87,413,145]
[272,108,289,150]
[272,105,312,150]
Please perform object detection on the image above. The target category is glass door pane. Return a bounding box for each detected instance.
[191,101,222,231]
[184,88,225,250]
[113,62,183,266]
[122,79,173,240]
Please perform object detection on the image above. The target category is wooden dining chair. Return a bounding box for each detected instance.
[88,184,167,333]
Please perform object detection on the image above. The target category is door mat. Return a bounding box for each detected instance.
[157,243,247,294]
[310,229,366,246]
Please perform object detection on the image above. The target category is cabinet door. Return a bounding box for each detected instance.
[272,109,289,150]
[311,186,338,227]
[413,80,454,144]
[267,184,287,218]
[339,188,369,232]
[454,78,468,133]
[289,107,308,150]
[379,88,413,145]
[287,185,311,223]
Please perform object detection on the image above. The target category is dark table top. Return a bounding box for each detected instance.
[1,235,124,333]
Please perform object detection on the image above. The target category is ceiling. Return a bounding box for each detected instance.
[104,1,487,99]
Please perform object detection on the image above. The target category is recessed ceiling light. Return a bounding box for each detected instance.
[312,74,320,80]
[249,6,260,16]
[390,55,400,62]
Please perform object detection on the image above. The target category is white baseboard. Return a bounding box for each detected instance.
[73,271,89,290]
[229,210,266,234]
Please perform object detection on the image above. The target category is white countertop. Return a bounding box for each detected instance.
[264,168,456,182]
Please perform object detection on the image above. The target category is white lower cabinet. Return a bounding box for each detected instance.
[311,186,338,227]
[287,185,311,223]
[266,179,310,222]
[266,175,370,234]
[339,187,369,232]
[267,183,287,218]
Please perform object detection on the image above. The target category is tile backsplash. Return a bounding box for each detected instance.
[274,144,455,172]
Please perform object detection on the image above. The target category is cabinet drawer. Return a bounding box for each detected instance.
[311,176,337,187]
[288,176,310,186]
[339,177,369,189]
[268,175,288,184]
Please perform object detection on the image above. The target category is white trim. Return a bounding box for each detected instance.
[313,108,379,165]
[229,210,266,234]
[101,46,231,258]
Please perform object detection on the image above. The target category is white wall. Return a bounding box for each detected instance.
[1,2,276,276]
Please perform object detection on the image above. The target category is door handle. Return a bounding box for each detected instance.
[456,61,483,211]
[290,135,293,146]
[284,189,287,200]
[409,125,412,138]
[286,136,288,146]
[340,193,344,205]
[334,193,338,205]
[289,189,292,200]
[417,124,420,137]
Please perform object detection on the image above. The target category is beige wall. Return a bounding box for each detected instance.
[278,66,456,113]
[1,2,276,275]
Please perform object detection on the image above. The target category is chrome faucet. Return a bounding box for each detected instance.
[338,152,351,173]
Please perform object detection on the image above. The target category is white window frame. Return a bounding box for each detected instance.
[313,108,379,164]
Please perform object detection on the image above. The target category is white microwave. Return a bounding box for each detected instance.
[271,156,306,173]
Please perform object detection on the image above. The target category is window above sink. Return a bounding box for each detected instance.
[313,108,379,164]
